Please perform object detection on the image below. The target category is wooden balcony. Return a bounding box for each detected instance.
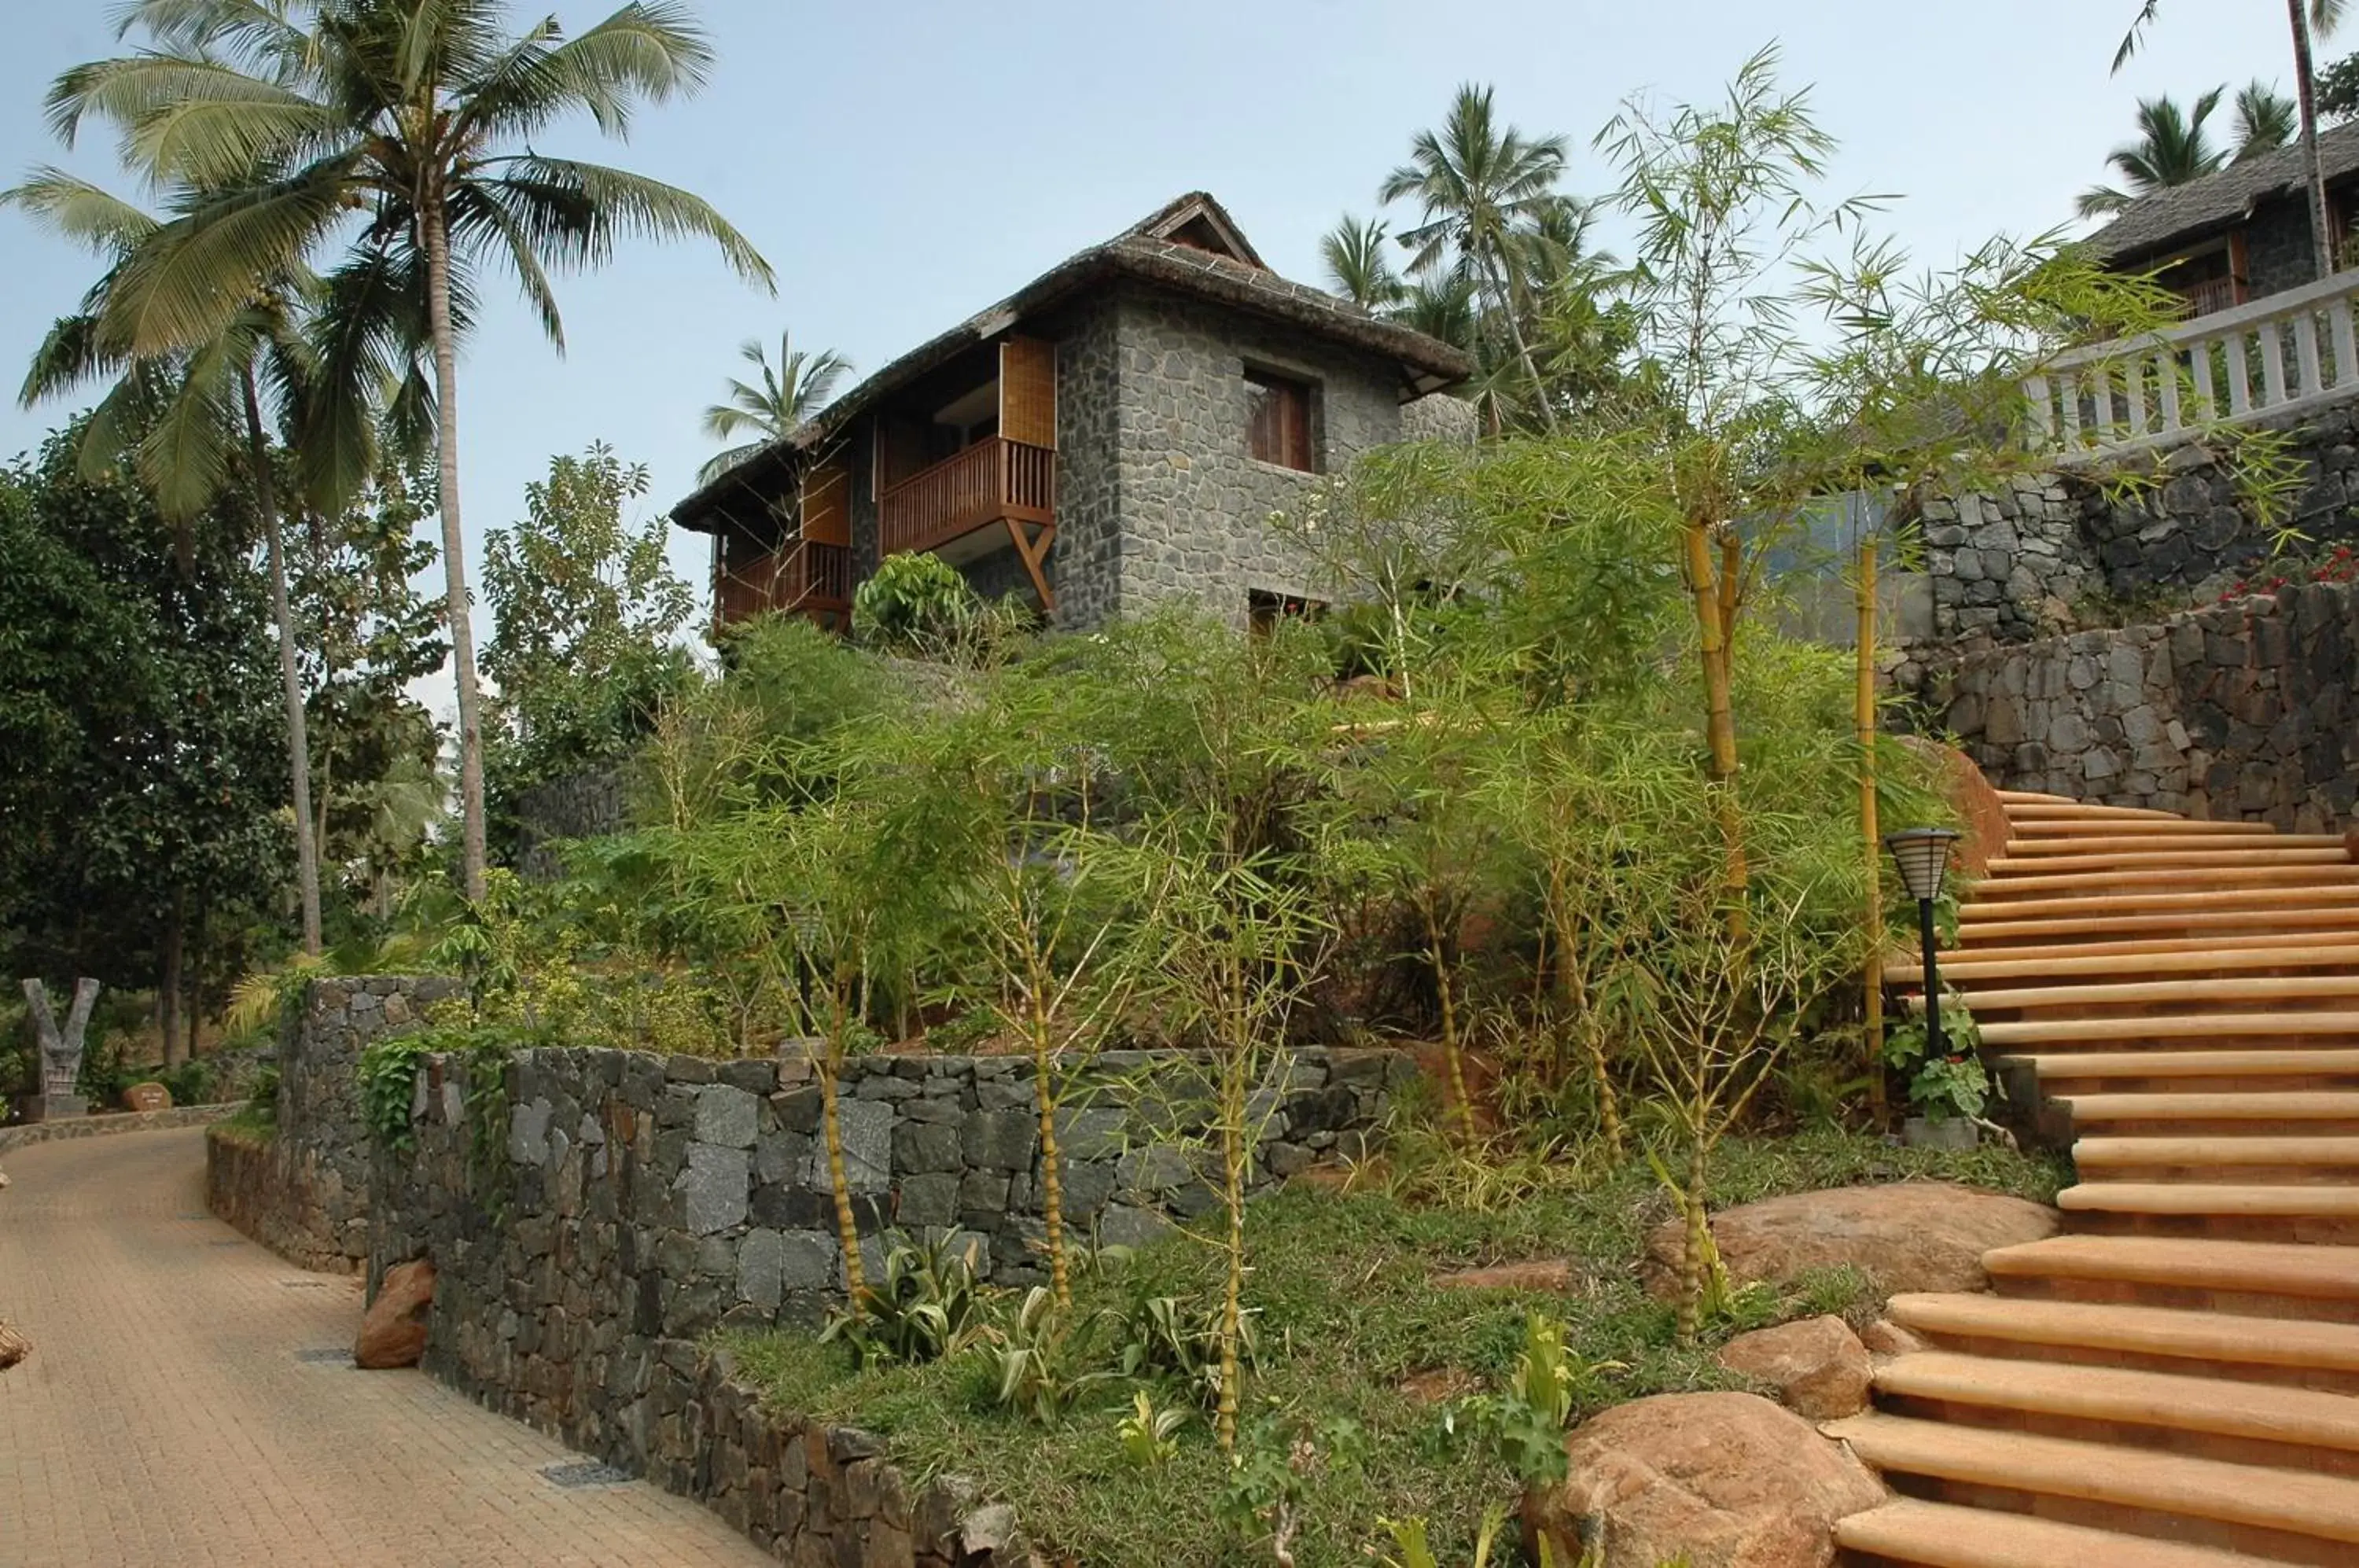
[879,436,1055,563]
[716,539,852,631]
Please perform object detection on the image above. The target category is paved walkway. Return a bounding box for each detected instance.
[0,1128,771,1568]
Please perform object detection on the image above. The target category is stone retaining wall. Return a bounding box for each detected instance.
[1908,407,2359,646]
[207,976,462,1272]
[0,1102,235,1154]
[370,1041,1402,1562]
[1899,576,2359,826]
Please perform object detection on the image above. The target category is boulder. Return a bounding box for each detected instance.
[1895,736,2008,877]
[1524,1391,1883,1568]
[121,1082,171,1112]
[355,1259,436,1369]
[1716,1316,1871,1419]
[1642,1182,2057,1300]
[1858,1319,1929,1360]
[1431,1259,1579,1293]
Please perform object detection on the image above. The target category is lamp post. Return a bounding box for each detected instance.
[1884,827,1963,1055]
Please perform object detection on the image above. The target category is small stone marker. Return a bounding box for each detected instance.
[17,977,99,1122]
[121,1082,171,1113]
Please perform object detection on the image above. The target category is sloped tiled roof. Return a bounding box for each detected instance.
[2086,120,2359,263]
[672,193,1471,531]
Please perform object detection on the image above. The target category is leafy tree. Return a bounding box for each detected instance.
[293,465,447,924]
[0,422,289,1062]
[2075,90,2228,218]
[1,170,378,958]
[480,442,696,852]
[699,331,852,483]
[2115,2,2346,275]
[1319,215,1402,310]
[48,0,776,904]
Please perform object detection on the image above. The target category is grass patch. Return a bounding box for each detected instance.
[723,1128,2063,1567]
[208,1101,276,1147]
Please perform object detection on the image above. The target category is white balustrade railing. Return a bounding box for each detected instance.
[2023,269,2359,455]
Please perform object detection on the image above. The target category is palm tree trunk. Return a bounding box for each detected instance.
[243,372,322,956]
[1483,248,1559,433]
[420,193,489,902]
[2293,0,2337,278]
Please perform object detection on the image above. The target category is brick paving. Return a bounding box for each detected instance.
[0,1128,771,1568]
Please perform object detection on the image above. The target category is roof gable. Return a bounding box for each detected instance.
[1122,191,1267,270]
[2088,120,2359,263]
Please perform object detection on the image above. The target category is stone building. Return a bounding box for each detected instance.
[669,193,1474,632]
[2086,119,2359,312]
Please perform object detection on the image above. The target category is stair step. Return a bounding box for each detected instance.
[1835,1498,2282,1568]
[2074,1136,2359,1177]
[1822,1412,2359,1546]
[1886,1293,2359,1378]
[1984,1235,2359,1303]
[1941,974,2359,1014]
[2060,1092,2359,1123]
[1908,943,2359,985]
[2003,834,2345,856]
[2061,1183,2359,1218]
[2004,1049,2359,1080]
[1978,1012,2359,1047]
[1960,908,2359,944]
[1985,847,2352,874]
[2010,818,2281,837]
[1875,1349,2359,1453]
[2004,800,2187,819]
[1971,865,2359,899]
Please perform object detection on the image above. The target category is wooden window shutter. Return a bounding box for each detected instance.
[999,337,1058,449]
[800,453,852,546]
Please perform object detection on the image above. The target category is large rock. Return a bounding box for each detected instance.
[1895,737,2008,877]
[1716,1316,1871,1419]
[1524,1391,1883,1568]
[355,1259,436,1369]
[1643,1182,2057,1299]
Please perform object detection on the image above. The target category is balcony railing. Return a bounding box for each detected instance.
[715,539,851,628]
[878,436,1054,558]
[2026,269,2359,455]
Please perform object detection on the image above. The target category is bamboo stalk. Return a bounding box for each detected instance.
[1419,900,1476,1144]
[819,985,867,1305]
[1857,537,1887,1124]
[1216,1016,1247,1452]
[1029,975,1070,1309]
[1677,1133,1709,1345]
[1684,521,1750,937]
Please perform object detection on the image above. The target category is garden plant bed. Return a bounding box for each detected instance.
[724,1129,2067,1567]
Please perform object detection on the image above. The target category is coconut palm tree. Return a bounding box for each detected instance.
[697,331,851,483]
[4,167,371,958]
[1319,214,1402,311]
[2235,79,2301,156]
[2077,89,2229,217]
[1381,84,1571,431]
[47,0,775,901]
[2116,2,2346,274]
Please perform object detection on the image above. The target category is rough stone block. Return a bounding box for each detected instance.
[961,1110,1036,1172]
[696,1084,760,1149]
[676,1143,750,1235]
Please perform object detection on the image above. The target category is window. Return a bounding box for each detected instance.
[1248,590,1325,636]
[1245,370,1316,471]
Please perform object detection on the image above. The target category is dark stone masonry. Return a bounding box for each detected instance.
[204,974,462,1272]
[1899,576,2359,827]
[1904,406,2359,647]
[191,992,1406,1566]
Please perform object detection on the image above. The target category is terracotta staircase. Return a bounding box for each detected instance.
[1831,790,2359,1568]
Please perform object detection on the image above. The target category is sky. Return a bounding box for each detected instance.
[0,1,2323,717]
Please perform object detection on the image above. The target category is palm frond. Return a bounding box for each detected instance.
[473,156,774,290]
[1,167,160,256]
[126,72,341,189]
[99,156,355,356]
[465,0,713,138]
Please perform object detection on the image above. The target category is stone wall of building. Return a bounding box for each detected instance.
[511,762,632,880]
[1107,285,1411,623]
[1907,409,2359,648]
[1900,577,2359,827]
[204,975,462,1272]
[1041,293,1124,631]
